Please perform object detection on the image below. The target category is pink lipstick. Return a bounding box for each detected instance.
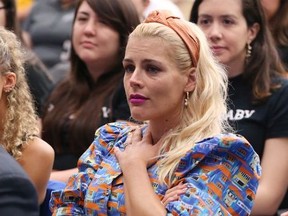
[129,94,148,105]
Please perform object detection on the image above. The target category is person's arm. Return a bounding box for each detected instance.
[19,137,55,204]
[50,168,78,183]
[251,82,288,215]
[251,137,288,215]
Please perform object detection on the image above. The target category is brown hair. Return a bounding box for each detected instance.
[41,0,140,155]
[190,0,287,103]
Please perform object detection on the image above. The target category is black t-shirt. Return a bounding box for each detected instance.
[227,75,288,209]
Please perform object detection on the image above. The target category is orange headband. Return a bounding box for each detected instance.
[144,10,200,67]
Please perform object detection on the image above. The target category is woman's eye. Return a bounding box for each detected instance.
[124,65,135,73]
[146,65,160,74]
[76,16,88,22]
[198,18,210,26]
[223,19,234,25]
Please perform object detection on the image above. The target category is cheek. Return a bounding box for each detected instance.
[123,76,129,93]
[104,33,120,53]
[155,81,182,103]
[0,13,5,27]
[226,31,247,50]
[72,30,80,52]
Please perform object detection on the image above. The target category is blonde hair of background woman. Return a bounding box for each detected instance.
[0,27,38,159]
[129,21,230,185]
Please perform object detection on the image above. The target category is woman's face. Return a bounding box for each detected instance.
[260,0,280,21]
[72,1,120,71]
[197,0,257,76]
[0,1,6,27]
[123,36,191,124]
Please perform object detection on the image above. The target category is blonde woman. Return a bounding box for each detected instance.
[51,11,260,215]
[0,27,54,204]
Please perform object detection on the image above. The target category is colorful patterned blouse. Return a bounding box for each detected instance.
[50,122,261,215]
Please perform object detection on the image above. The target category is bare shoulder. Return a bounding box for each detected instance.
[21,137,54,163]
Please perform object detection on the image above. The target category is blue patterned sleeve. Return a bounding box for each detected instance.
[50,122,127,215]
[165,134,261,216]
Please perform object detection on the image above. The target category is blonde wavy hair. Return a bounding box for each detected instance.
[0,27,38,159]
[129,21,230,186]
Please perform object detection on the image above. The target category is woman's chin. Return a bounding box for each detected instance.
[131,113,147,122]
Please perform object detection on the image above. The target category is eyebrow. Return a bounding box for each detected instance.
[198,14,238,19]
[77,11,89,16]
[123,59,161,64]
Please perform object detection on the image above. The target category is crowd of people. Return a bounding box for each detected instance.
[0,0,287,215]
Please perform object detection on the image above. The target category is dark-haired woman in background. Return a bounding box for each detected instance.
[189,0,288,214]
[41,0,140,183]
[261,0,288,70]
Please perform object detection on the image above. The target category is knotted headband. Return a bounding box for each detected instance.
[144,10,200,67]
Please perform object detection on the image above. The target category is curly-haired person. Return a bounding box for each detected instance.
[0,27,54,204]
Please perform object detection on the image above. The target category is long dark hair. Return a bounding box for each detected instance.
[41,0,140,155]
[190,0,287,102]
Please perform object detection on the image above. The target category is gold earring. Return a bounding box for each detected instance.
[246,43,252,59]
[184,92,190,107]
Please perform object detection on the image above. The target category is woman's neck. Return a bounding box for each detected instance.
[86,60,119,83]
[147,111,181,144]
[224,57,245,78]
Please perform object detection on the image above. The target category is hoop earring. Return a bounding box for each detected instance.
[184,92,190,107]
[246,43,252,59]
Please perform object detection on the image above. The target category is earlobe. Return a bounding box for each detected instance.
[184,67,196,92]
[3,72,16,93]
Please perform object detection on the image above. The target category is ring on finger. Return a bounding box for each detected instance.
[123,142,131,149]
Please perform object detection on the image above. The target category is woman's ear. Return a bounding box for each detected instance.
[248,22,260,44]
[3,72,16,93]
[184,67,196,92]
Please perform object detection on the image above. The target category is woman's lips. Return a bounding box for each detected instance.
[129,94,148,105]
[81,41,96,48]
[211,46,225,55]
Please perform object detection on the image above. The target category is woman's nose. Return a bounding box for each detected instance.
[207,23,222,42]
[83,20,96,35]
[128,69,143,88]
